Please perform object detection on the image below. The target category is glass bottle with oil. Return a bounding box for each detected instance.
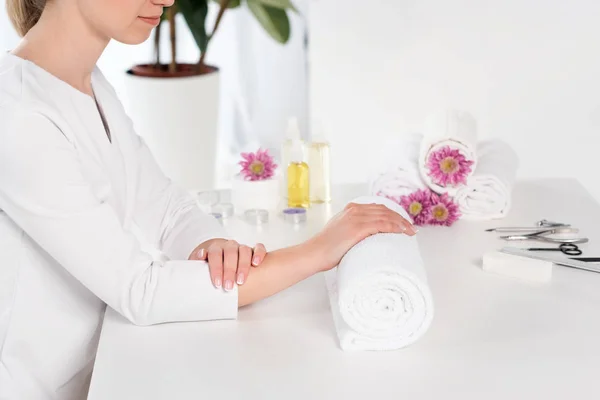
[287,139,310,208]
[308,134,331,204]
[281,117,303,199]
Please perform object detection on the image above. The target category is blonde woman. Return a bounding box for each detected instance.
[0,0,416,398]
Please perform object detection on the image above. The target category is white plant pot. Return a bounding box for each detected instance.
[123,70,220,192]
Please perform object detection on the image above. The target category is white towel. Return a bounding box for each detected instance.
[325,196,434,351]
[454,139,519,220]
[369,133,426,199]
[418,109,478,195]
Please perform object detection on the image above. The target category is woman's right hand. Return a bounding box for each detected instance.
[306,202,417,272]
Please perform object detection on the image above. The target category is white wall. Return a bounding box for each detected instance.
[308,0,600,201]
[0,0,19,50]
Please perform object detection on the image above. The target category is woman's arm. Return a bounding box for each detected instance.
[237,243,320,307]
[125,123,268,287]
[238,202,417,306]
[127,131,230,261]
[0,107,416,324]
[0,108,238,325]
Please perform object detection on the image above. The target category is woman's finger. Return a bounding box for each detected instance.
[381,210,417,235]
[207,245,224,289]
[373,217,404,235]
[237,245,253,285]
[223,240,239,291]
[364,206,418,236]
[355,216,405,238]
[193,247,207,260]
[252,243,267,266]
[344,202,358,211]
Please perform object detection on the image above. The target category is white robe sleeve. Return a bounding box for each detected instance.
[128,132,229,261]
[0,108,237,325]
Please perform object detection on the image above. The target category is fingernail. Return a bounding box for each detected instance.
[224,280,233,291]
[252,256,260,266]
[198,248,206,258]
[237,273,245,285]
[214,277,221,288]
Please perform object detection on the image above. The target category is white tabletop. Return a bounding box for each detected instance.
[88,179,600,399]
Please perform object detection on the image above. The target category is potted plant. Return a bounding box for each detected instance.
[124,0,296,192]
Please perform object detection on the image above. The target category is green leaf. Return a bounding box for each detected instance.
[161,3,178,21]
[256,0,297,12]
[247,0,291,44]
[211,0,241,8]
[178,0,209,53]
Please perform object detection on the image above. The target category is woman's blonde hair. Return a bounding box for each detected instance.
[6,0,47,37]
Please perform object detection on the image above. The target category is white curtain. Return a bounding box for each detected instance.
[0,0,309,187]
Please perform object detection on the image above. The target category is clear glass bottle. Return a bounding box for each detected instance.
[308,135,331,203]
[281,117,303,198]
[287,139,310,208]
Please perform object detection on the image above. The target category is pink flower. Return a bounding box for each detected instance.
[377,189,462,227]
[398,189,432,226]
[239,148,277,181]
[426,146,474,187]
[428,193,460,226]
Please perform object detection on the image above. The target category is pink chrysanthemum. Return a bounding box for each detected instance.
[398,189,433,226]
[426,146,474,187]
[428,193,460,226]
[239,148,277,181]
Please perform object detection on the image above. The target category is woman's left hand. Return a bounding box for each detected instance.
[189,240,267,291]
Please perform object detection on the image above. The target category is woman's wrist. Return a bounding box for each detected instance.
[236,241,324,307]
[301,235,334,273]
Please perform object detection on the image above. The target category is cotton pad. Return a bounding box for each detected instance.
[482,251,553,283]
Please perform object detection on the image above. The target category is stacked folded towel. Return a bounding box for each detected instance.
[418,109,478,196]
[370,109,519,222]
[455,139,519,220]
[325,196,434,351]
[369,133,425,199]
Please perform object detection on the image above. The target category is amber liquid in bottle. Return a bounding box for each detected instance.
[287,161,310,208]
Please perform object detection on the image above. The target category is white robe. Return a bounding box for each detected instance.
[0,53,238,399]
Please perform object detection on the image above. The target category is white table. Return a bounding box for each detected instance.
[88,179,600,399]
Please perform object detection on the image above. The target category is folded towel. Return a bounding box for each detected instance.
[454,139,519,220]
[369,133,426,199]
[418,109,478,196]
[325,196,434,351]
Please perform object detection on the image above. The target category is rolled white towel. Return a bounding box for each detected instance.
[454,139,519,220]
[325,196,434,351]
[418,109,478,195]
[369,133,426,199]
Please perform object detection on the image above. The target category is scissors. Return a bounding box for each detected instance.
[499,228,589,245]
[526,243,583,256]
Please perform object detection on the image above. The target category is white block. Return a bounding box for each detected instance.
[230,174,282,214]
[482,251,553,283]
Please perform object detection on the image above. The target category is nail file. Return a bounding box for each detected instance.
[500,247,600,274]
[482,250,553,283]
